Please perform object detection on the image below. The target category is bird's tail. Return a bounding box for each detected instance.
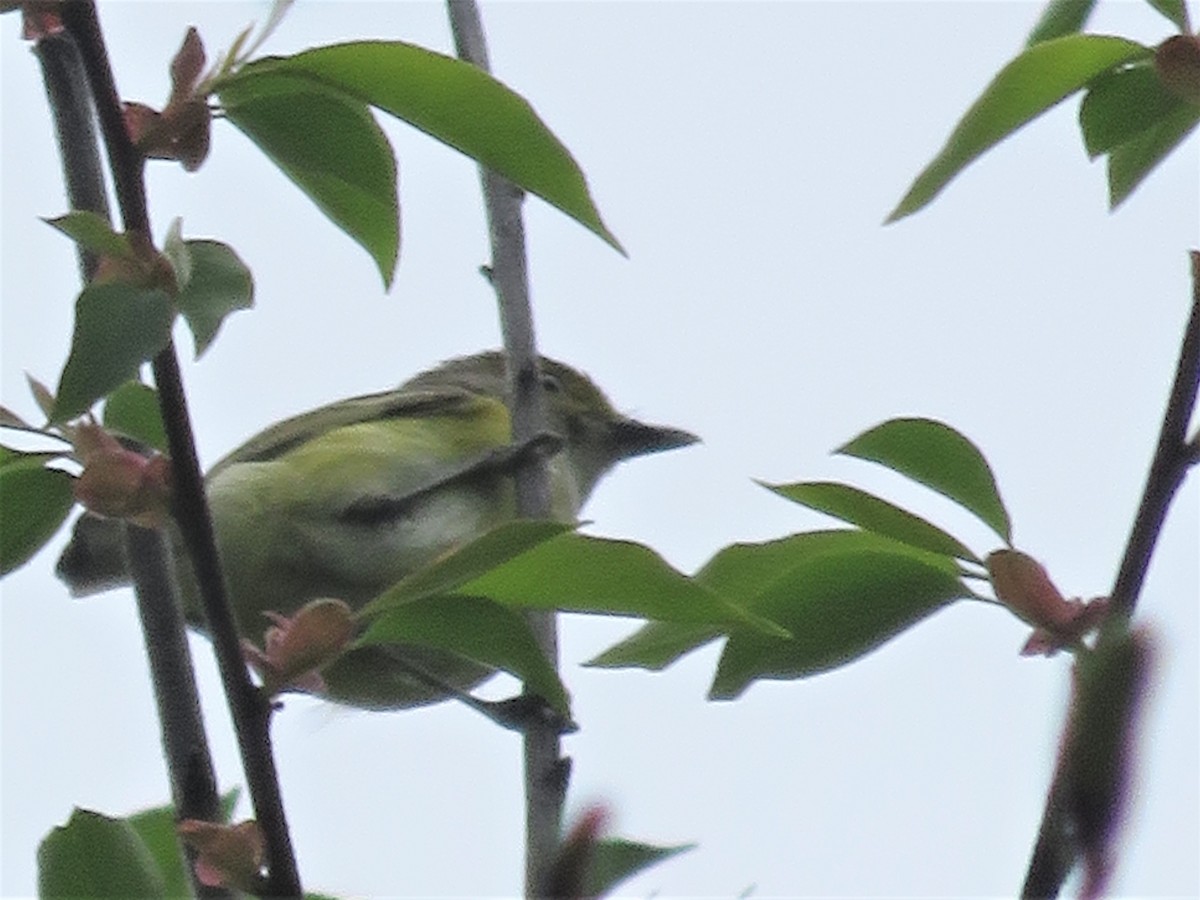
[56,513,132,597]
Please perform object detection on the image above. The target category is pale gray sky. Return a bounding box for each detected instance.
[2,2,1197,897]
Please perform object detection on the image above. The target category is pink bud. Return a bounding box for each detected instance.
[987,550,1109,655]
[177,819,265,892]
[242,599,355,697]
[72,423,172,527]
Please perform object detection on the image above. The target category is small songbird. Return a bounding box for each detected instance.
[56,351,698,710]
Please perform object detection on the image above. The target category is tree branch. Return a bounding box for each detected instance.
[446,3,567,895]
[1021,251,1200,898]
[33,27,229,899]
[1107,252,1200,622]
[57,5,301,895]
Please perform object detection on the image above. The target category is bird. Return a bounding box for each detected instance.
[56,351,698,711]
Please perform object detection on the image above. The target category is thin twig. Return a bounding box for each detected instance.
[446,3,567,895]
[32,27,228,899]
[57,5,302,895]
[1021,252,1200,898]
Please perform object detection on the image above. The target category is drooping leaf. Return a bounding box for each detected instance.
[1026,0,1098,46]
[38,809,166,900]
[102,381,167,452]
[458,532,788,635]
[219,73,399,286]
[175,239,255,356]
[228,41,623,252]
[359,520,574,618]
[1107,100,1200,208]
[888,34,1149,221]
[583,838,695,898]
[1080,62,1185,157]
[710,549,970,699]
[761,480,980,562]
[1145,0,1191,31]
[53,283,175,422]
[0,464,74,575]
[359,594,569,714]
[838,418,1012,544]
[43,210,132,260]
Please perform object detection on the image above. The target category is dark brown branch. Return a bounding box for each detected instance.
[1021,252,1200,898]
[1107,252,1200,622]
[446,3,567,895]
[33,28,229,899]
[32,31,109,278]
[57,4,301,895]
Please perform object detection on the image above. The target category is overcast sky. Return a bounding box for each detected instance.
[2,2,1197,898]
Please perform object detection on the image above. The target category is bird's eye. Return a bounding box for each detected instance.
[541,372,563,394]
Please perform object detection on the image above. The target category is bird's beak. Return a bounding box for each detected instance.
[610,418,700,459]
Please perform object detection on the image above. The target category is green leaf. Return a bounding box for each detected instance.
[586,620,722,670]
[1107,99,1200,208]
[0,445,65,471]
[125,807,189,900]
[175,239,255,357]
[38,808,166,899]
[588,530,959,672]
[459,532,788,635]
[1145,0,1191,31]
[229,41,623,253]
[53,283,175,422]
[161,218,191,290]
[359,594,569,714]
[584,838,695,898]
[711,549,970,699]
[888,34,1149,221]
[359,520,574,618]
[43,210,132,260]
[1080,62,1185,157]
[1026,0,1097,46]
[0,463,74,575]
[838,418,1012,544]
[761,480,980,562]
[102,381,167,452]
[699,529,961,598]
[219,73,399,287]
[127,789,241,900]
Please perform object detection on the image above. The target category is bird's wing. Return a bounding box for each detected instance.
[207,387,485,478]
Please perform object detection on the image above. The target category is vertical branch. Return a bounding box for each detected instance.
[1021,253,1200,898]
[32,32,109,277]
[56,5,302,896]
[446,2,567,895]
[124,524,229,899]
[32,27,228,898]
[1107,253,1200,623]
